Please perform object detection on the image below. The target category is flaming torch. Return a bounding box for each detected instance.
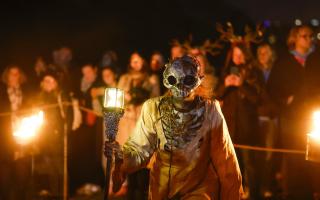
[306,110,320,162]
[13,110,44,146]
[103,88,124,200]
[12,110,44,198]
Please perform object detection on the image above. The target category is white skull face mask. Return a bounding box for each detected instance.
[163,56,202,98]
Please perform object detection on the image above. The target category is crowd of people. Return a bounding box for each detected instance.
[0,24,320,200]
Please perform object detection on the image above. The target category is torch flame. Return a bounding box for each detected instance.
[13,111,44,145]
[309,110,320,141]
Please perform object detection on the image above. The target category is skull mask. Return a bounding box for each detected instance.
[163,55,202,98]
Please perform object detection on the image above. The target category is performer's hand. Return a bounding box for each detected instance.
[104,140,123,159]
[224,74,239,87]
[233,75,243,86]
[105,140,125,193]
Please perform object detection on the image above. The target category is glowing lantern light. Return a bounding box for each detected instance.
[104,88,125,111]
[306,110,320,162]
[13,111,44,145]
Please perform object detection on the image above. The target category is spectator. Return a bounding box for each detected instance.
[69,64,104,196]
[118,52,160,104]
[0,65,33,200]
[35,70,81,198]
[27,57,48,91]
[91,66,118,114]
[48,47,79,95]
[149,51,166,95]
[90,66,128,198]
[79,64,99,126]
[51,47,73,73]
[268,25,320,199]
[100,50,120,74]
[216,44,264,200]
[117,52,160,200]
[170,44,186,59]
[35,71,66,198]
[190,48,218,99]
[255,43,280,198]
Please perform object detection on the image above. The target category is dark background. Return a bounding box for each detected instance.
[0,0,319,72]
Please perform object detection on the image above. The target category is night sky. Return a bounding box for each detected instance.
[226,0,320,22]
[0,0,319,72]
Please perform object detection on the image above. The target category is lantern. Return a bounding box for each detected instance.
[306,110,320,162]
[103,88,125,200]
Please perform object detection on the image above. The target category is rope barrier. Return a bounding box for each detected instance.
[0,102,103,117]
[78,106,103,117]
[233,144,305,155]
[0,102,71,117]
[0,102,307,155]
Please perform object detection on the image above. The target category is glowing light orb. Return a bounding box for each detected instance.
[295,19,302,26]
[311,19,319,27]
[13,111,44,145]
[309,110,320,141]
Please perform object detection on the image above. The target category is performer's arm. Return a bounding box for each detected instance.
[210,101,242,200]
[121,100,158,173]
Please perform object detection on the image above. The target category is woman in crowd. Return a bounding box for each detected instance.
[91,66,118,113]
[47,47,77,94]
[91,66,118,189]
[118,52,160,104]
[99,51,120,75]
[191,49,217,99]
[69,64,105,196]
[35,70,81,199]
[149,51,166,95]
[255,43,280,199]
[0,65,33,200]
[117,52,160,200]
[35,71,67,198]
[27,57,48,91]
[117,52,160,147]
[216,44,264,200]
[0,65,32,113]
[90,66,129,198]
[171,44,186,59]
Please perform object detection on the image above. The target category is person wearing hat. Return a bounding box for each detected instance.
[34,70,81,198]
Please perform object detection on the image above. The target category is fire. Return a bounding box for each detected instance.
[309,110,320,141]
[13,111,44,145]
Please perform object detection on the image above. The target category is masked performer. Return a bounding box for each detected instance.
[109,55,242,200]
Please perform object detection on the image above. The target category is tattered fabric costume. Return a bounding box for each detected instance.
[121,96,242,200]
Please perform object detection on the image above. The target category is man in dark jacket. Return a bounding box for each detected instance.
[268,25,320,199]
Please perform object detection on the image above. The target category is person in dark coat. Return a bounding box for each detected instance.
[0,65,33,200]
[0,83,14,200]
[35,70,81,199]
[216,44,264,200]
[69,64,105,196]
[268,25,320,199]
[35,71,67,198]
[254,43,281,198]
[149,51,166,95]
